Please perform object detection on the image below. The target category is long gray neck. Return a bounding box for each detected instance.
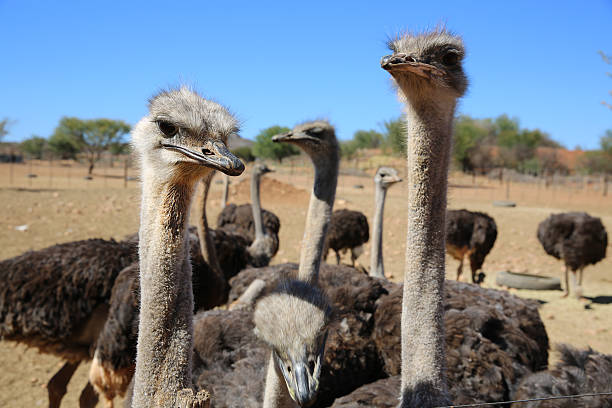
[196,172,223,274]
[133,172,196,408]
[251,171,265,241]
[369,182,387,278]
[400,98,455,407]
[297,153,338,284]
[221,174,229,207]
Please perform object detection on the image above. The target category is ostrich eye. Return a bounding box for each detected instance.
[441,52,459,66]
[157,121,178,138]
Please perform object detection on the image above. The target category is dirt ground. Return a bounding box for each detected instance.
[0,159,611,407]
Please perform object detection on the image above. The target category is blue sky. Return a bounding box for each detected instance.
[1,1,611,149]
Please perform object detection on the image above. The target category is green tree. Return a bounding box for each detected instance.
[49,117,131,174]
[353,129,384,149]
[20,136,47,159]
[452,115,493,172]
[232,146,255,162]
[382,117,405,154]
[599,51,612,110]
[340,140,359,159]
[0,118,13,142]
[252,125,299,162]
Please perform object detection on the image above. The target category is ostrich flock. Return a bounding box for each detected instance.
[1,29,610,408]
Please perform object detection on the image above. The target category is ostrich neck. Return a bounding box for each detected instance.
[298,153,338,284]
[221,174,229,207]
[400,99,455,407]
[251,172,265,241]
[196,172,222,274]
[369,183,387,278]
[133,172,196,408]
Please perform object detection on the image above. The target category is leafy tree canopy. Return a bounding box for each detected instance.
[20,136,47,159]
[252,125,299,162]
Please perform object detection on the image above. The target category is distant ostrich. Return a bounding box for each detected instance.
[370,166,402,278]
[381,28,469,406]
[537,212,608,298]
[324,209,369,266]
[0,238,138,408]
[130,88,244,406]
[216,164,280,251]
[221,174,230,208]
[513,344,612,407]
[254,121,339,407]
[446,209,498,284]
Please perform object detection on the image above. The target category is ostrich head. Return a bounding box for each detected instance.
[254,280,331,407]
[272,120,338,162]
[381,29,468,103]
[374,166,402,189]
[131,87,245,183]
[253,162,274,179]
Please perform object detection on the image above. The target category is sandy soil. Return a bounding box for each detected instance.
[0,159,610,407]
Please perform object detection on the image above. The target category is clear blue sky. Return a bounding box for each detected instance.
[1,0,611,149]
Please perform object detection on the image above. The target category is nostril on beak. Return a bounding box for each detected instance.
[381,55,393,65]
[202,148,213,156]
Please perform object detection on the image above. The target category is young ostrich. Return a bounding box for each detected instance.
[446,209,497,284]
[381,28,469,406]
[130,87,244,407]
[537,212,607,298]
[0,238,137,408]
[323,209,369,266]
[369,166,402,278]
[254,121,339,408]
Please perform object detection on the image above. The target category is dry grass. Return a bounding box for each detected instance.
[0,160,611,407]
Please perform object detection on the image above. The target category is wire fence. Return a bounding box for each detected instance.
[438,391,612,407]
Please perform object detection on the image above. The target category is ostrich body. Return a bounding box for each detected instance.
[381,28,469,406]
[131,88,244,407]
[513,344,612,408]
[254,121,339,407]
[323,209,369,266]
[369,166,402,278]
[446,209,497,284]
[208,262,549,408]
[0,238,137,408]
[537,212,607,298]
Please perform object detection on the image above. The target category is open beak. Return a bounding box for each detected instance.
[380,53,443,79]
[162,140,245,176]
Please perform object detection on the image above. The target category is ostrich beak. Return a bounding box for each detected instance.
[162,140,245,176]
[381,53,443,79]
[293,362,315,407]
[273,131,318,144]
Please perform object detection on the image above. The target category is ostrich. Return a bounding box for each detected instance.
[254,121,339,407]
[446,209,498,284]
[323,209,369,266]
[369,166,402,278]
[246,163,280,266]
[537,212,608,298]
[381,28,469,406]
[130,87,244,407]
[216,164,280,252]
[221,173,230,207]
[0,238,137,408]
[513,344,612,407]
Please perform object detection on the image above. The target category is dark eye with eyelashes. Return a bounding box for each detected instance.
[157,121,178,138]
[441,51,459,66]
